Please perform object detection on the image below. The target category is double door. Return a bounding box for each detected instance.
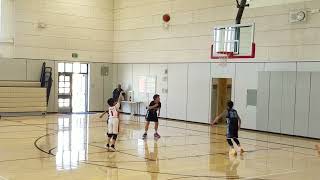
[58,63,88,113]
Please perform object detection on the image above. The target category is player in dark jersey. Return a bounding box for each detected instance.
[212,101,244,156]
[143,94,161,139]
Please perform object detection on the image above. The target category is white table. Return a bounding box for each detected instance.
[121,101,143,121]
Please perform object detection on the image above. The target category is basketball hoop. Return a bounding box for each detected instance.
[217,56,228,67]
[217,51,233,67]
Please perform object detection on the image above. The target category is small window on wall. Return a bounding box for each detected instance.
[65,63,73,72]
[58,63,65,72]
[58,98,70,108]
[58,62,88,74]
[58,74,71,95]
[73,63,80,73]
[80,64,87,73]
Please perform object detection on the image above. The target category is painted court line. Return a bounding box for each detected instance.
[243,169,297,180]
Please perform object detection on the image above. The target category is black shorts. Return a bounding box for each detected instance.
[146,111,158,122]
[227,126,238,138]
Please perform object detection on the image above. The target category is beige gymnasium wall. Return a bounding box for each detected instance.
[0,0,14,58]
[113,0,320,63]
[0,0,115,112]
[2,0,320,63]
[12,0,114,62]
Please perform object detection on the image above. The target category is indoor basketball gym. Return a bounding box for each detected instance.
[0,0,320,179]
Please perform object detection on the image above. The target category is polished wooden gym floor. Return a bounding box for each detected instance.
[0,114,319,180]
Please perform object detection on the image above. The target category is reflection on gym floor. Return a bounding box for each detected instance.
[144,140,159,180]
[55,115,89,170]
[0,114,320,180]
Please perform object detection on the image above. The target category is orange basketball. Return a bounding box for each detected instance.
[162,14,170,22]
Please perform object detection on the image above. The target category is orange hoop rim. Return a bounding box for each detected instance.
[211,42,256,59]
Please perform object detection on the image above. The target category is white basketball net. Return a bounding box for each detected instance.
[217,55,228,67]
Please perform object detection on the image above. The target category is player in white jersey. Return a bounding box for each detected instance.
[100,98,120,152]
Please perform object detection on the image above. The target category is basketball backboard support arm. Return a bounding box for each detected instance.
[235,0,249,24]
[235,0,249,55]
